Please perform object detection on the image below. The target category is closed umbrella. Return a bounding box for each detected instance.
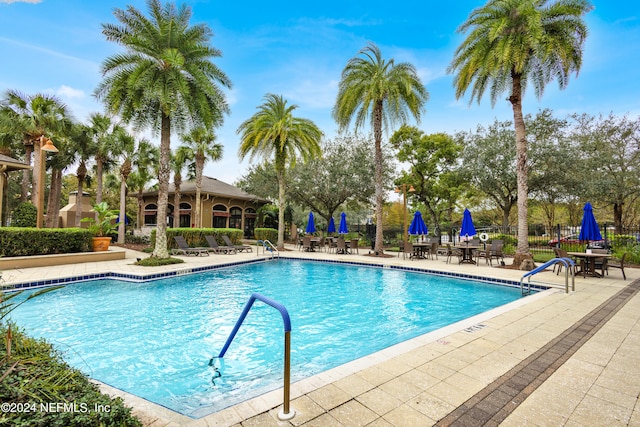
[327,217,336,234]
[305,212,316,234]
[578,202,602,243]
[408,211,428,238]
[460,208,477,241]
[338,212,348,234]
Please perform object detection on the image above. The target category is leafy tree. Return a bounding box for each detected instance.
[333,42,429,254]
[237,93,322,250]
[179,126,223,227]
[95,0,231,258]
[390,126,463,237]
[449,0,592,266]
[287,135,392,223]
[571,113,640,232]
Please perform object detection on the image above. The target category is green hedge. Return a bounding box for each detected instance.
[0,325,141,427]
[254,228,277,243]
[152,228,245,250]
[0,228,93,257]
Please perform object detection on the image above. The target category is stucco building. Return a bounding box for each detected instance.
[140,176,269,238]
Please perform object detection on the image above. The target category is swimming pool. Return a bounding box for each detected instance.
[10,259,527,418]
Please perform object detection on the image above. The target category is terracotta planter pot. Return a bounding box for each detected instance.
[92,237,112,252]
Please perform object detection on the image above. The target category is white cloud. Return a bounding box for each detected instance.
[55,85,85,99]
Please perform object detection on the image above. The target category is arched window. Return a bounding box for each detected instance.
[229,207,242,229]
[244,208,257,238]
[212,204,228,228]
[179,202,192,227]
[144,204,158,226]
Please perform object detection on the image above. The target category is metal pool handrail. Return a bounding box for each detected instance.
[256,239,279,258]
[214,292,294,420]
[520,257,575,295]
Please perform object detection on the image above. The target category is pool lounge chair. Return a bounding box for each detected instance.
[222,235,253,253]
[172,236,210,256]
[205,236,237,254]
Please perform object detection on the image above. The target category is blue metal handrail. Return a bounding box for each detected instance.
[213,293,294,420]
[256,240,279,258]
[520,257,575,295]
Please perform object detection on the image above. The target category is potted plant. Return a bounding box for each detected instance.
[82,202,119,251]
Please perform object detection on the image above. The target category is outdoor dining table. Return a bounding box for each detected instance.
[310,237,321,251]
[567,251,612,278]
[456,244,480,264]
[412,242,431,259]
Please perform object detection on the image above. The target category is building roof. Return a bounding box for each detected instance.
[144,176,269,204]
[0,154,30,171]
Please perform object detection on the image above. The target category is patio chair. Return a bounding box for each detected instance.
[349,238,359,254]
[302,236,313,252]
[205,236,237,254]
[591,248,609,277]
[336,237,348,254]
[554,248,576,275]
[172,236,210,256]
[398,241,405,258]
[429,242,439,260]
[445,244,463,264]
[222,235,253,253]
[326,237,337,254]
[605,252,627,280]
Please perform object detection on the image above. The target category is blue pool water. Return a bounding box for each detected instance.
[11,260,525,418]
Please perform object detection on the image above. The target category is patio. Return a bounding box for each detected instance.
[2,245,638,426]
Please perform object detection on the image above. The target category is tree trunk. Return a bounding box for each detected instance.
[118,176,127,244]
[276,165,286,250]
[136,191,144,231]
[373,101,385,254]
[195,156,204,228]
[96,158,104,205]
[32,143,40,205]
[75,161,87,227]
[613,201,623,234]
[173,173,181,230]
[46,168,62,228]
[21,143,32,202]
[509,72,532,265]
[152,114,171,258]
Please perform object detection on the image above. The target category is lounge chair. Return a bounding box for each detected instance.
[205,236,237,254]
[172,236,210,256]
[222,235,253,252]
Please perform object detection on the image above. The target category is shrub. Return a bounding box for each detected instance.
[0,228,92,257]
[0,325,142,427]
[152,228,244,250]
[135,256,184,267]
[254,228,277,243]
[11,203,37,228]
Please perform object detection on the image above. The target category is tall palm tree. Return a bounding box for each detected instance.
[448,0,591,267]
[95,0,231,258]
[88,113,121,205]
[0,91,71,203]
[333,42,429,254]
[179,126,223,227]
[238,94,322,250]
[171,146,190,228]
[109,128,138,244]
[70,123,96,227]
[130,140,159,231]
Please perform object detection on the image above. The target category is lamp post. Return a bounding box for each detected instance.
[394,184,415,248]
[36,136,58,228]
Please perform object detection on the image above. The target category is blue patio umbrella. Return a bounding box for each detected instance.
[460,208,477,241]
[327,217,336,233]
[338,212,348,234]
[305,211,316,234]
[578,202,602,242]
[408,211,428,236]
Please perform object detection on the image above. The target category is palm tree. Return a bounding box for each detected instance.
[0,91,71,203]
[237,94,322,250]
[70,123,96,227]
[333,42,429,254]
[95,0,231,258]
[179,126,223,227]
[130,140,159,231]
[171,146,190,228]
[110,128,137,244]
[448,0,591,267]
[88,113,121,205]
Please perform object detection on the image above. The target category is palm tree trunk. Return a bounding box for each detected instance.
[373,101,385,254]
[75,161,87,227]
[195,156,204,228]
[96,159,104,205]
[32,143,40,205]
[173,173,181,230]
[136,190,144,231]
[152,114,171,258]
[276,165,286,250]
[46,168,62,228]
[21,143,32,202]
[509,72,532,268]
[118,177,127,244]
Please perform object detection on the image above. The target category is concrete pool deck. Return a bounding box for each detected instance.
[3,245,639,426]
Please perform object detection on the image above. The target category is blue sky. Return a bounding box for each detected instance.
[1,0,638,185]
